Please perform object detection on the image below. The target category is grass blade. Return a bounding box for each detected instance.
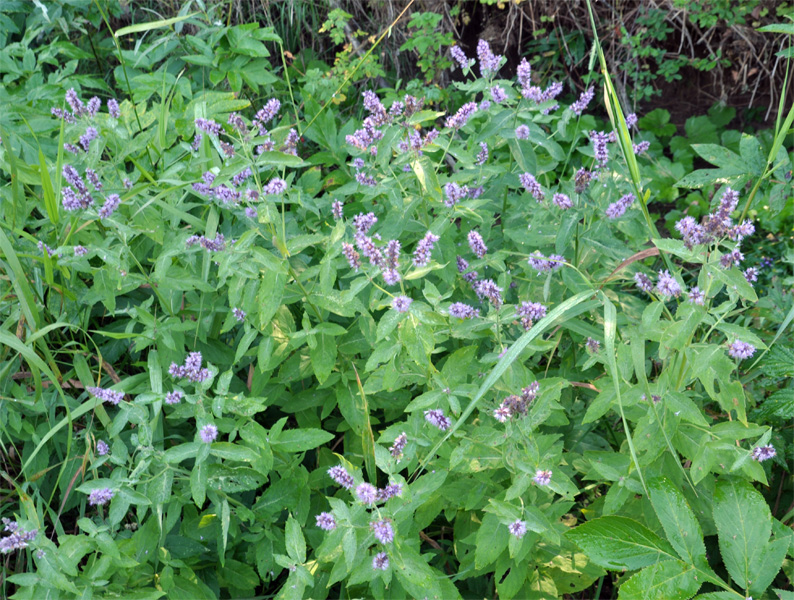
[416,290,595,477]
[601,292,647,495]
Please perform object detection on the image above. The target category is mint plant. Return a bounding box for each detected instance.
[0,6,792,600]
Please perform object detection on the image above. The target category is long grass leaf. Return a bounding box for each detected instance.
[0,227,40,329]
[601,292,647,495]
[114,14,196,38]
[416,289,595,476]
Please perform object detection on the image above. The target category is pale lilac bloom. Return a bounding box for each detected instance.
[245,207,258,219]
[254,99,281,129]
[88,488,114,506]
[353,212,377,234]
[479,99,491,112]
[169,352,210,382]
[656,270,682,298]
[744,267,759,283]
[86,97,101,117]
[164,391,183,405]
[96,440,109,456]
[332,200,343,220]
[751,445,776,462]
[450,45,469,70]
[382,269,400,286]
[688,287,705,305]
[720,249,744,268]
[390,433,407,459]
[517,58,532,87]
[372,552,389,570]
[493,405,511,422]
[508,520,527,539]
[392,296,413,313]
[533,469,552,486]
[87,386,123,406]
[316,512,336,531]
[38,241,57,257]
[232,307,246,322]
[342,243,361,270]
[107,99,120,118]
[445,102,478,129]
[448,302,479,319]
[490,86,507,103]
[377,483,403,501]
[474,279,503,308]
[413,232,440,266]
[371,520,394,544]
[633,141,650,155]
[519,173,544,201]
[586,338,600,353]
[728,340,755,360]
[634,272,653,293]
[98,194,121,219]
[356,483,378,504]
[424,409,451,431]
[195,118,222,136]
[199,424,218,443]
[515,125,530,140]
[327,465,354,489]
[468,231,487,258]
[263,178,287,195]
[570,86,594,115]
[476,142,488,165]
[552,193,573,209]
[79,127,98,152]
[0,519,37,554]
[590,130,611,166]
[476,39,502,76]
[625,113,638,128]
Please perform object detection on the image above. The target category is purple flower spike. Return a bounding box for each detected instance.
[392,296,413,313]
[468,231,487,258]
[87,386,124,406]
[88,487,114,506]
[533,469,552,486]
[96,440,109,456]
[199,424,218,444]
[519,173,544,201]
[424,409,451,431]
[327,465,354,489]
[107,99,120,118]
[413,232,440,267]
[445,102,478,129]
[371,520,394,544]
[552,193,573,210]
[570,86,594,115]
[164,390,183,405]
[508,520,527,539]
[372,552,389,570]
[448,302,479,320]
[356,483,378,504]
[728,340,755,360]
[751,444,776,462]
[316,512,337,531]
[390,433,407,459]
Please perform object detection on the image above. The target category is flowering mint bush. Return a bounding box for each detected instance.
[0,11,792,600]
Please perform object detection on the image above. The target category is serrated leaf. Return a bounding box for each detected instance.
[757,388,794,420]
[567,516,677,571]
[759,345,794,380]
[713,477,771,590]
[647,478,708,569]
[618,559,701,600]
[475,512,509,569]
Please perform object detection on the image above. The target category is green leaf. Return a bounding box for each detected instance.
[756,388,794,420]
[713,477,772,590]
[285,514,306,563]
[309,332,336,384]
[566,516,677,571]
[115,13,196,37]
[618,560,701,600]
[475,512,509,569]
[271,429,333,453]
[690,144,743,169]
[647,478,707,568]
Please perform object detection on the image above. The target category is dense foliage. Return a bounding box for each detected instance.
[1,3,793,599]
